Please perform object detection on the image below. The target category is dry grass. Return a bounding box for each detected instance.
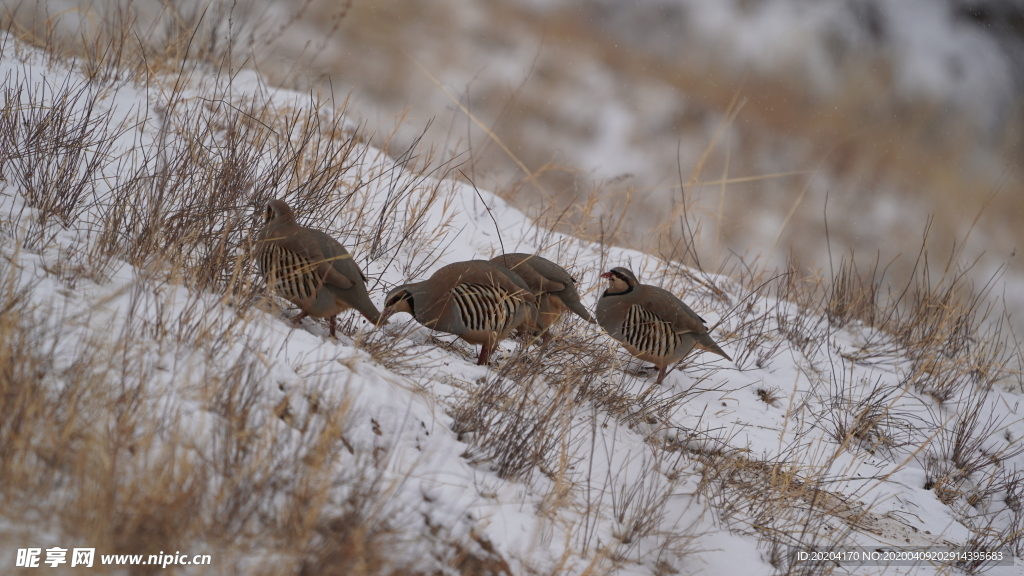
[0,5,495,573]
[1,2,1023,575]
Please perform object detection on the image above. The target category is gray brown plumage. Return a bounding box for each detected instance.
[381,260,537,365]
[596,267,731,384]
[489,253,595,342]
[256,199,384,336]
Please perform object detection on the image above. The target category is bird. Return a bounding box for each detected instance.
[255,198,384,337]
[489,253,595,342]
[381,260,537,365]
[596,267,731,384]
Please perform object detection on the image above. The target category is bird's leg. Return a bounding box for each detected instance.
[522,329,544,349]
[289,311,308,325]
[540,329,554,344]
[655,365,667,385]
[329,315,337,338]
[477,345,491,366]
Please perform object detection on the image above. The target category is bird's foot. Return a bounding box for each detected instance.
[627,365,659,378]
[427,335,460,350]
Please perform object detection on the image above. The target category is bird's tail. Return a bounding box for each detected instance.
[559,290,596,324]
[356,295,388,327]
[696,333,732,362]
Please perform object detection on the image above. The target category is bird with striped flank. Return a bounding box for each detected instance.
[381,260,537,365]
[596,267,731,384]
[489,253,595,342]
[256,199,384,337]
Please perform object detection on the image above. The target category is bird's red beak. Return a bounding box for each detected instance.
[600,271,615,279]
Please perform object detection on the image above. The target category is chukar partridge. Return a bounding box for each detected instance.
[381,260,537,365]
[596,267,731,384]
[256,199,384,336]
[489,253,595,342]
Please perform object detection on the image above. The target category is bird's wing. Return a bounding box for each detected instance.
[640,286,708,335]
[458,262,536,303]
[273,233,354,290]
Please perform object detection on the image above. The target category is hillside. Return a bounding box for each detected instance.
[1,28,1023,575]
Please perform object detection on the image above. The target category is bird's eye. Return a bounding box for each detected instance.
[264,205,274,224]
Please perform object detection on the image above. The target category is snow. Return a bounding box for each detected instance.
[2,32,1024,575]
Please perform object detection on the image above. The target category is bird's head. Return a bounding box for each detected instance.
[381,287,415,320]
[263,199,295,225]
[600,267,637,294]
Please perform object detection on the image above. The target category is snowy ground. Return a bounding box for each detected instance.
[1,32,1024,575]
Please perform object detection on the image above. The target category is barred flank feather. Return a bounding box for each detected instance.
[452,283,520,333]
[259,244,320,302]
[621,304,684,358]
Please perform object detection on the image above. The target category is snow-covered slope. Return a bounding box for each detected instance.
[531,0,1023,136]
[1,35,1023,575]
